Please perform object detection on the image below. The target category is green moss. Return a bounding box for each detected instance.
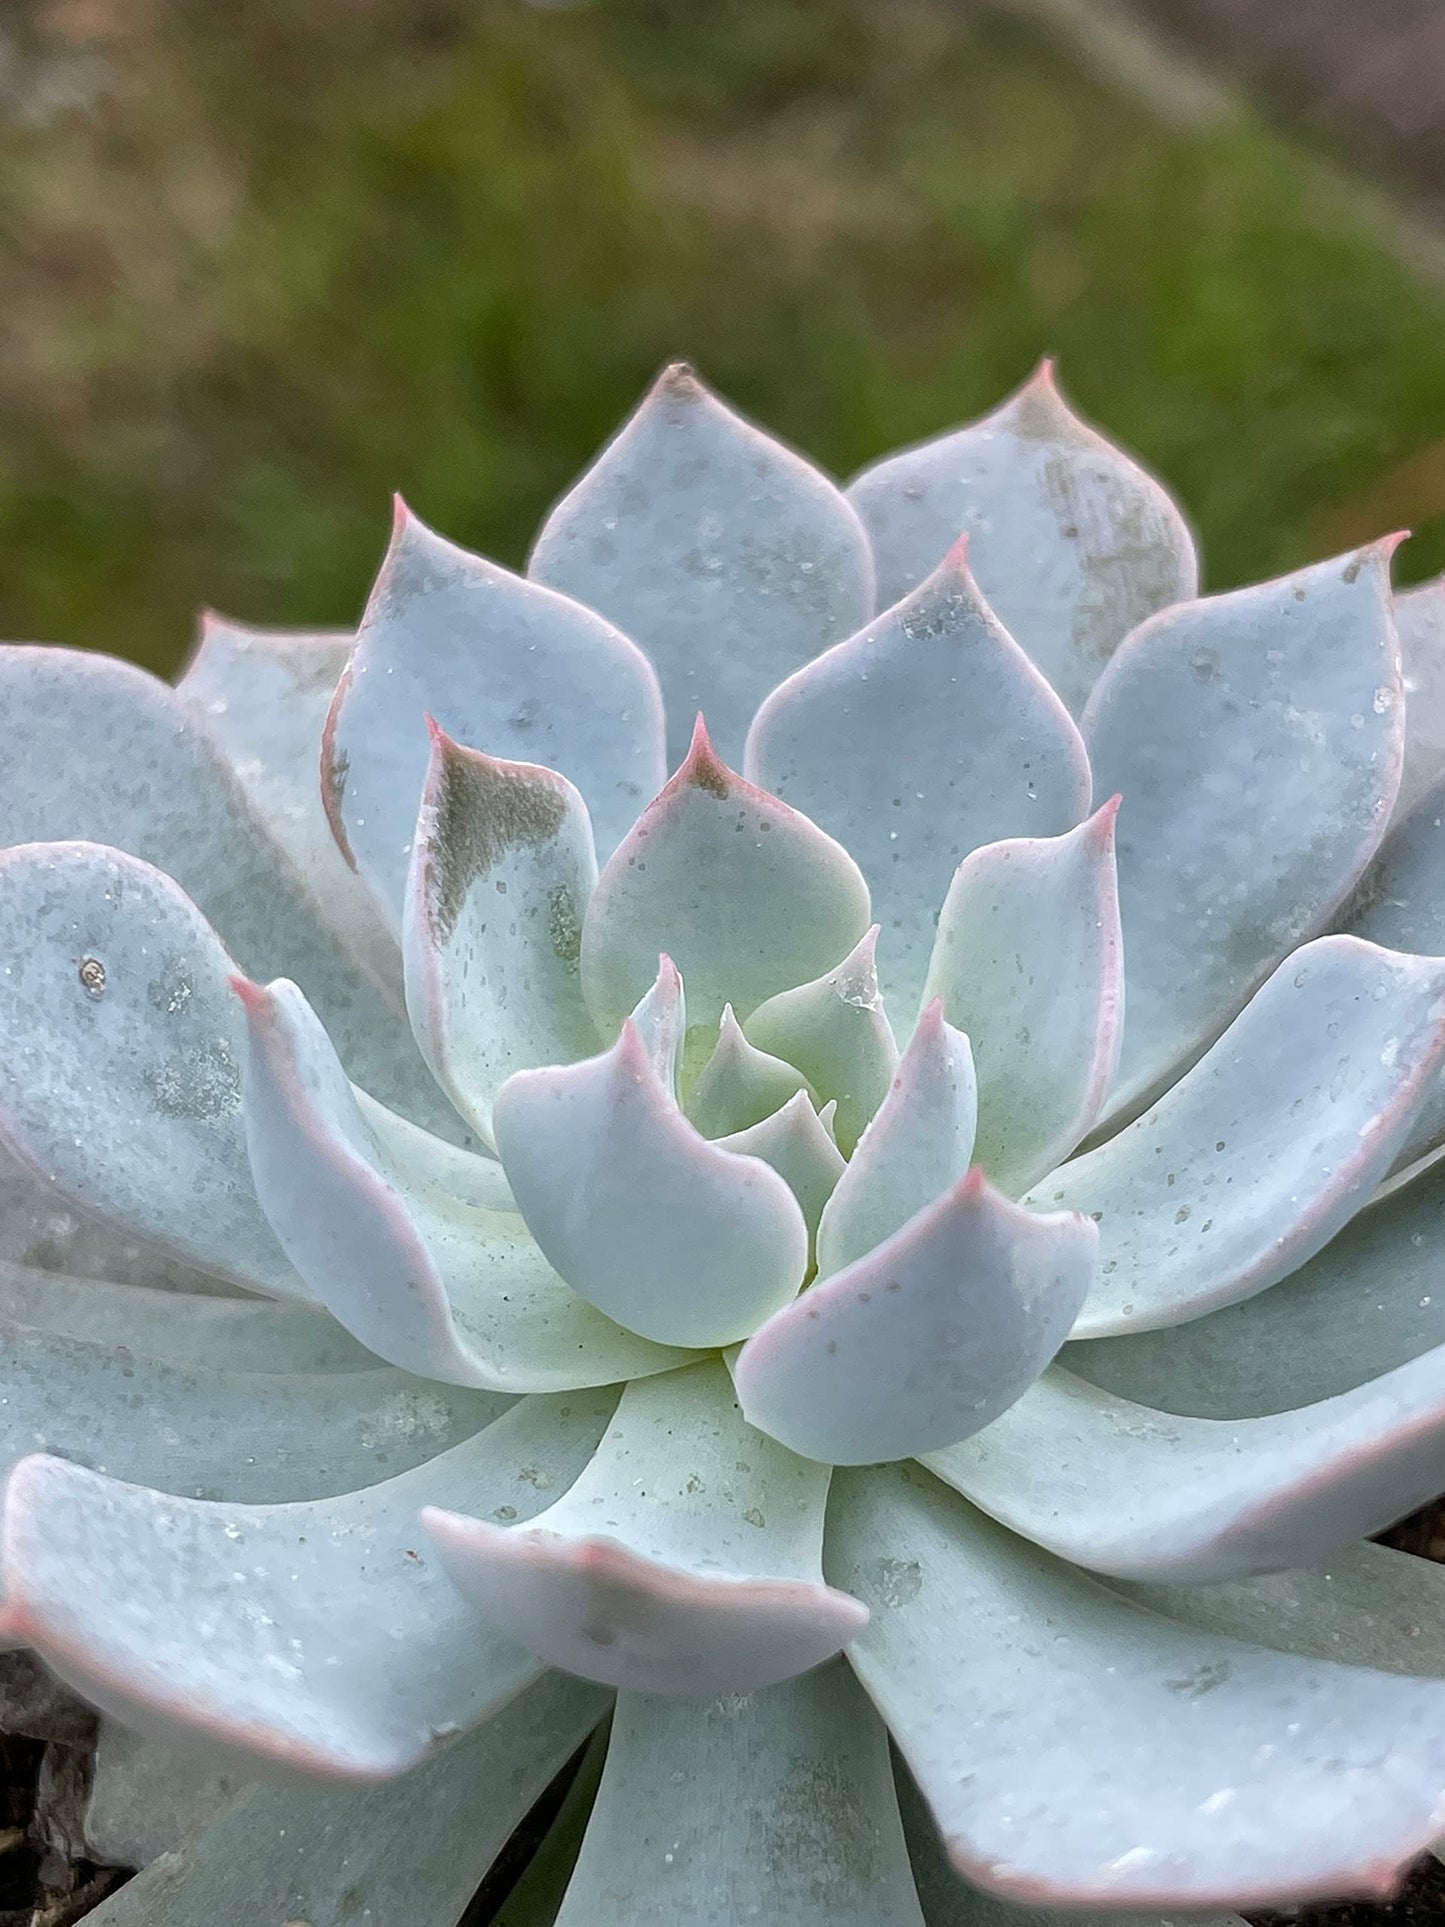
[2,0,1444,677]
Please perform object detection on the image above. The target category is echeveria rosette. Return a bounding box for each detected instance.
[1,364,1445,1927]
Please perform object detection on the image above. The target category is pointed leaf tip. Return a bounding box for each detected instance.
[848,368,1196,713]
[580,738,871,1034]
[402,727,601,1139]
[228,972,267,1016]
[530,367,873,767]
[327,510,664,928]
[814,998,977,1275]
[737,1169,1095,1464]
[654,359,704,400]
[493,1017,808,1349]
[745,548,1090,1015]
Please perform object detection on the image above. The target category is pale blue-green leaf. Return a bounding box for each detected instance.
[0,1394,609,1776]
[745,540,1091,1012]
[0,1141,229,1292]
[552,1663,923,1927]
[0,842,302,1297]
[845,363,1198,717]
[83,1670,609,1927]
[1394,574,1445,822]
[1066,1153,1445,1418]
[623,951,686,1091]
[323,504,665,925]
[0,1320,503,1503]
[402,727,600,1145]
[1040,935,1445,1338]
[894,1755,1246,1927]
[579,717,871,1037]
[1340,773,1445,1169]
[715,1091,846,1242]
[84,1722,239,1868]
[1121,1538,1445,1679]
[829,1460,1445,1910]
[0,644,444,1128]
[684,1004,813,1138]
[1084,542,1404,1114]
[350,1085,516,1208]
[491,1009,807,1349]
[177,615,398,991]
[927,1356,1445,1583]
[239,976,687,1389]
[0,1262,373,1374]
[424,1359,866,1696]
[744,926,899,1154]
[816,1000,976,1275]
[528,362,875,768]
[922,801,1123,1193]
[736,1172,1095,1465]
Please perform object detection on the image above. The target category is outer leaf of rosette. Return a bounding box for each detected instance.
[0,644,437,1129]
[744,536,1092,1015]
[845,361,1198,717]
[177,614,398,993]
[734,1170,1097,1465]
[492,978,809,1349]
[579,716,872,1041]
[550,1664,926,1927]
[323,501,666,929]
[1393,572,1445,822]
[1084,539,1405,1116]
[403,723,601,1145]
[1049,934,1445,1338]
[0,840,299,1297]
[527,361,876,769]
[423,1359,867,1696]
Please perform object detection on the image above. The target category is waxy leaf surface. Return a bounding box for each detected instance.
[1084,544,1403,1112]
[745,927,899,1154]
[1041,936,1445,1337]
[84,1672,608,1927]
[324,506,664,925]
[736,1172,1095,1464]
[830,1462,1445,1910]
[240,977,687,1388]
[922,803,1122,1193]
[928,1357,1445,1583]
[746,542,1090,1012]
[815,1002,976,1276]
[0,1395,611,1776]
[403,729,600,1142]
[580,719,871,1036]
[846,364,1197,716]
[0,842,299,1297]
[492,1009,807,1349]
[529,363,875,768]
[425,1360,866,1695]
[553,1664,924,1926]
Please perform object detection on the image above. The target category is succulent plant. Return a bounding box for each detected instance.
[3,360,1445,1927]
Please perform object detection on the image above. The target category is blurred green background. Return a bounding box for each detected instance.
[3,0,1445,677]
